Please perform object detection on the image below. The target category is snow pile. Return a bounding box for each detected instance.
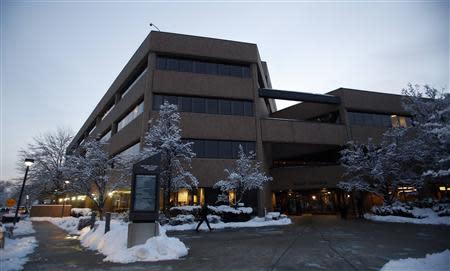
[79,221,188,263]
[31,216,86,234]
[70,208,92,217]
[2,220,36,236]
[208,205,253,214]
[169,214,195,225]
[164,216,291,231]
[170,205,201,212]
[365,207,450,226]
[0,236,38,271]
[380,250,450,271]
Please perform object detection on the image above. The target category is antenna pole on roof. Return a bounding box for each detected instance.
[149,23,161,31]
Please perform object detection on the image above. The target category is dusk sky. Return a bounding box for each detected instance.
[1,1,449,181]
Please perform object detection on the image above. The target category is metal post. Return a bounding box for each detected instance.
[0,226,4,249]
[13,166,29,226]
[61,196,65,217]
[105,213,111,233]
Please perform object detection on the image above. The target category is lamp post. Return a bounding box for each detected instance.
[13,158,34,226]
[61,180,70,217]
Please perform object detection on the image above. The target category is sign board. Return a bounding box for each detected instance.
[129,154,161,222]
[6,198,16,208]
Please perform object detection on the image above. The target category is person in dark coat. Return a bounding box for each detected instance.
[196,203,212,232]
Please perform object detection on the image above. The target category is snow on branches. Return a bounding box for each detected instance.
[139,101,198,210]
[63,140,132,218]
[214,145,272,206]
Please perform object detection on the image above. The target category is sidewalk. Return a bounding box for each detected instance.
[23,221,117,271]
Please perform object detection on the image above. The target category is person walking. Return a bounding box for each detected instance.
[196,203,212,232]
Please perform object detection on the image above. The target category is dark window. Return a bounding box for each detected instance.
[204,140,218,158]
[206,62,218,75]
[232,101,244,116]
[163,95,178,106]
[242,66,250,78]
[232,142,242,159]
[156,57,166,70]
[218,64,230,76]
[220,100,232,115]
[206,98,219,114]
[180,96,192,112]
[218,141,232,159]
[166,58,179,70]
[243,101,253,116]
[192,97,205,113]
[246,142,256,154]
[229,65,243,77]
[152,94,163,110]
[193,61,207,73]
[179,59,193,72]
[192,140,205,158]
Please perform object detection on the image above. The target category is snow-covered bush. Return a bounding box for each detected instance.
[208,205,253,222]
[169,205,201,217]
[207,214,221,224]
[432,203,450,217]
[169,214,195,226]
[371,202,420,218]
[71,208,92,217]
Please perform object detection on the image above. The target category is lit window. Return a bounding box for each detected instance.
[228,191,236,205]
[177,189,189,205]
[439,186,446,191]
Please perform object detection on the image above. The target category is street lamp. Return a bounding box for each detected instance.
[61,180,70,217]
[13,158,34,226]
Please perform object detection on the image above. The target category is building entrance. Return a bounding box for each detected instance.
[274,189,342,215]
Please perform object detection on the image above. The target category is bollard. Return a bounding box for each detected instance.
[105,213,111,234]
[90,212,96,229]
[0,227,4,249]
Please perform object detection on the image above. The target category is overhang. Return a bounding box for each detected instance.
[259,88,341,105]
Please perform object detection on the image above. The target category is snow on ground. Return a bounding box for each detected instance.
[163,216,292,231]
[30,216,86,234]
[365,208,450,226]
[79,221,188,263]
[0,236,38,271]
[70,208,92,217]
[380,250,450,271]
[2,220,36,236]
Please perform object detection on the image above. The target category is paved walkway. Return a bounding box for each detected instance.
[25,216,450,271]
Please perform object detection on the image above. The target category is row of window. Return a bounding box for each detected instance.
[121,67,148,99]
[114,142,141,158]
[153,94,253,116]
[185,139,256,159]
[117,101,144,132]
[348,112,410,128]
[156,56,251,78]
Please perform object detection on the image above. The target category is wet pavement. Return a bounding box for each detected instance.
[25,215,450,271]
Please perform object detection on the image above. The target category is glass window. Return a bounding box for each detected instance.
[163,95,178,106]
[117,102,144,132]
[206,98,218,114]
[218,64,230,76]
[101,104,114,120]
[166,58,179,71]
[192,140,205,158]
[152,94,163,110]
[193,61,207,74]
[204,140,218,158]
[219,100,232,115]
[243,101,253,116]
[100,130,111,142]
[192,97,205,113]
[180,96,192,112]
[242,66,250,78]
[206,62,218,75]
[232,142,241,159]
[121,68,148,99]
[218,141,232,159]
[156,56,166,70]
[229,65,243,77]
[232,100,244,116]
[246,142,256,154]
[179,59,193,72]
[116,142,140,159]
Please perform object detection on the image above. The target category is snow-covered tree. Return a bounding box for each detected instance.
[139,101,198,212]
[63,140,131,219]
[214,145,272,207]
[17,127,73,199]
[402,84,450,180]
[339,84,449,204]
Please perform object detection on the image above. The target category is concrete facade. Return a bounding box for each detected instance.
[69,31,411,215]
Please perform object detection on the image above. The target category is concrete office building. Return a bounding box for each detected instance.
[68,31,411,215]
